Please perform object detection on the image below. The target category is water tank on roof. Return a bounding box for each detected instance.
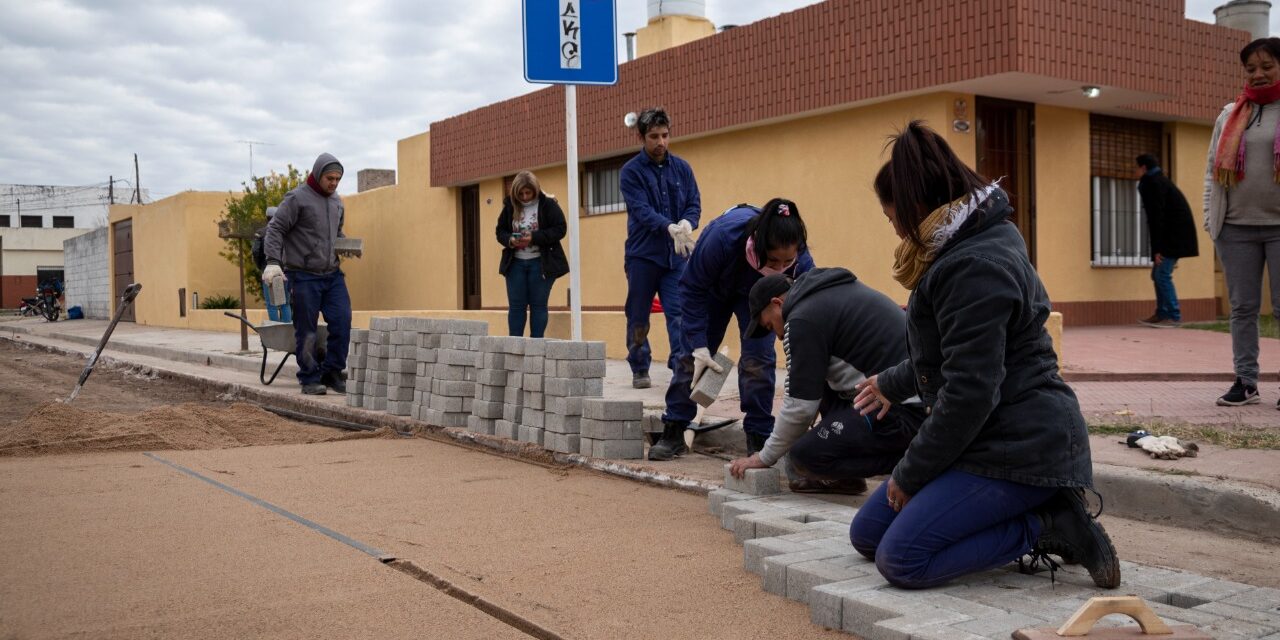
[1214,0,1272,40]
[647,0,705,20]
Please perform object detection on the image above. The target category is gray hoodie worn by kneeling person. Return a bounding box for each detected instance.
[265,153,345,275]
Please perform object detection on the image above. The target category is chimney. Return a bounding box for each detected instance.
[1214,0,1272,40]
[635,0,715,58]
[357,169,396,193]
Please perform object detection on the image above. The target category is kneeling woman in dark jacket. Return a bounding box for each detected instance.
[852,121,1120,590]
[496,171,569,338]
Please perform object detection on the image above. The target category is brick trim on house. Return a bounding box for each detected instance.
[430,0,1247,187]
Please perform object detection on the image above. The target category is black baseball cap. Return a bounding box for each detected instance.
[743,274,795,339]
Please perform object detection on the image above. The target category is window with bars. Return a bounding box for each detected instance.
[52,216,74,228]
[1090,115,1163,267]
[584,154,629,215]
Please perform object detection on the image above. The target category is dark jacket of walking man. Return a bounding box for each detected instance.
[263,152,352,395]
[1136,154,1199,327]
[729,268,925,494]
[619,107,701,389]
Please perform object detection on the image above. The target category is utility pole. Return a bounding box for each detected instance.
[109,176,114,205]
[133,154,141,204]
[236,140,273,180]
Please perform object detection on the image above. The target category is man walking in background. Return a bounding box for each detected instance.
[620,107,701,389]
[263,153,352,395]
[1136,153,1199,328]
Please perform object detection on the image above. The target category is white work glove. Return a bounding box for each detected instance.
[691,347,724,387]
[1134,434,1190,460]
[262,264,285,284]
[669,221,696,257]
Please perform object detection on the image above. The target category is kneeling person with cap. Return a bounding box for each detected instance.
[263,153,352,395]
[729,268,925,494]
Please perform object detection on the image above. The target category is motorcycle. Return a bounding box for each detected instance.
[38,284,61,322]
[18,296,40,317]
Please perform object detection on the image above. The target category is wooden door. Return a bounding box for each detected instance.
[459,185,481,310]
[112,219,135,322]
[976,97,1037,264]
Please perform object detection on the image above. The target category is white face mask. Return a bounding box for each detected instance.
[745,236,796,276]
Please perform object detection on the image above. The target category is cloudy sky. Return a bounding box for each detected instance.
[1,0,1275,199]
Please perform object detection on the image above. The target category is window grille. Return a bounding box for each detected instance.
[1090,115,1162,266]
[584,155,629,215]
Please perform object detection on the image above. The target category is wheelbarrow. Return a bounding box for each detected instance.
[223,312,327,385]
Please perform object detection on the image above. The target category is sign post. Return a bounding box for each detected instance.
[523,0,617,340]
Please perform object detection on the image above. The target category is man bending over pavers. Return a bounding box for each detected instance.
[728,268,925,495]
[263,153,351,395]
[849,122,1120,590]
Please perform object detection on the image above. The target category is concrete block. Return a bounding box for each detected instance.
[706,487,756,517]
[522,409,545,428]
[418,333,441,348]
[518,425,544,446]
[346,393,363,408]
[544,377,587,397]
[543,412,580,434]
[437,349,476,366]
[351,328,370,343]
[503,386,523,405]
[394,344,418,359]
[523,356,544,374]
[387,400,413,416]
[502,403,523,423]
[387,373,408,387]
[523,391,544,410]
[475,369,509,386]
[440,411,469,429]
[520,338,546,356]
[581,398,643,421]
[592,439,643,459]
[545,432,580,454]
[480,353,507,370]
[369,371,388,385]
[723,464,782,495]
[370,317,396,331]
[429,395,464,412]
[447,320,489,335]
[474,384,505,403]
[546,340,588,360]
[477,336,501,352]
[734,510,806,544]
[721,499,803,531]
[415,348,438,363]
[580,418,642,441]
[433,364,470,381]
[584,378,604,396]
[503,355,524,372]
[387,387,414,402]
[585,341,606,359]
[467,415,496,435]
[549,359,607,378]
[579,436,594,456]
[691,352,735,407]
[394,317,421,331]
[438,334,470,350]
[471,399,504,419]
[786,555,874,604]
[752,516,814,539]
[807,576,896,632]
[390,330,417,345]
[497,338,525,355]
[742,536,811,575]
[431,379,475,397]
[387,358,416,373]
[523,374,543,392]
[763,547,858,597]
[643,412,665,439]
[545,396,583,416]
[367,396,387,411]
[494,419,518,439]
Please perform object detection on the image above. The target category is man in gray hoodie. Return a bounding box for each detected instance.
[730,268,925,494]
[263,153,350,395]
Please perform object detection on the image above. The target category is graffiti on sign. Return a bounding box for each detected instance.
[559,0,581,69]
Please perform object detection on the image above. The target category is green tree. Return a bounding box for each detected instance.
[218,166,303,301]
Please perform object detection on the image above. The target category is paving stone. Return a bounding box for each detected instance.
[437,334,469,349]
[523,391,544,410]
[951,611,1049,638]
[387,358,416,373]
[1195,601,1280,629]
[440,411,470,428]
[803,507,859,526]
[583,378,604,396]
[366,396,387,411]
[346,393,363,408]
[543,412,581,434]
[548,359,607,378]
[787,554,874,604]
[1123,563,1215,593]
[742,536,812,575]
[503,355,525,372]
[503,386,522,404]
[840,588,921,638]
[578,435,594,456]
[874,607,975,640]
[546,340,589,360]
[466,415,496,435]
[523,374,543,392]
[447,320,489,335]
[544,432,580,454]
[502,403,522,423]
[433,364,470,381]
[1200,618,1278,640]
[1145,600,1227,628]
[1168,578,1256,608]
[763,547,854,597]
[418,333,441,348]
[370,317,395,331]
[723,464,781,495]
[720,499,802,531]
[471,399,503,419]
[545,395,583,416]
[474,384,504,403]
[580,418,642,440]
[389,330,416,344]
[386,400,413,416]
[523,356,545,374]
[431,379,475,397]
[476,368,508,386]
[544,377,588,397]
[591,439,643,459]
[691,351,735,407]
[387,387,413,402]
[522,409,545,429]
[581,398,643,421]
[429,395,464,412]
[706,487,757,517]
[494,419,518,439]
[751,515,814,539]
[394,344,418,359]
[437,349,477,366]
[351,328,370,342]
[810,575,889,630]
[1227,587,1280,613]
[518,425,544,446]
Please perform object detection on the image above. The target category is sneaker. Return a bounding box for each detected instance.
[1217,377,1260,406]
[301,383,328,395]
[647,421,688,460]
[1138,313,1163,324]
[1030,488,1121,589]
[789,476,868,496]
[1140,317,1181,328]
[632,372,651,389]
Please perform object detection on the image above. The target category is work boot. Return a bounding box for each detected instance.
[1030,488,1121,589]
[788,476,868,496]
[632,372,651,389]
[321,371,347,394]
[647,420,688,461]
[745,432,768,455]
[301,383,328,395]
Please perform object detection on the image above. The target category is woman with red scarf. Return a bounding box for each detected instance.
[1204,37,1280,408]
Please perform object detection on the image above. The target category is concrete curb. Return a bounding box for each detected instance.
[4,332,1277,543]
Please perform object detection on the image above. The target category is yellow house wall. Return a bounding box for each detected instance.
[1032,106,1215,305]
[636,15,716,58]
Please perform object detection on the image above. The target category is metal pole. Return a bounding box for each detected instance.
[133,154,141,204]
[565,85,583,340]
[237,242,248,351]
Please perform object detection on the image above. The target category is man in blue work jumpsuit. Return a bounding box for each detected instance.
[620,107,701,389]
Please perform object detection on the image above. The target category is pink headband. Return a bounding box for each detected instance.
[777,203,791,217]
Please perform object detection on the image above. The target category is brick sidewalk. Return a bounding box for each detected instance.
[1063,325,1280,380]
[1073,380,1279,428]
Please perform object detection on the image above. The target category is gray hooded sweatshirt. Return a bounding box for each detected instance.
[265,153,345,274]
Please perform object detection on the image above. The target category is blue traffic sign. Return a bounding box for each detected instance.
[523,0,617,85]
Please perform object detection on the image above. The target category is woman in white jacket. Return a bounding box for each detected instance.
[1204,37,1280,408]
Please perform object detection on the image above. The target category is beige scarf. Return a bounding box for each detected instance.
[892,183,1000,290]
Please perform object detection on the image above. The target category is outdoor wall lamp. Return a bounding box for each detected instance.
[1082,86,1102,98]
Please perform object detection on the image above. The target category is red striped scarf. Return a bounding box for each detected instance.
[1214,80,1280,188]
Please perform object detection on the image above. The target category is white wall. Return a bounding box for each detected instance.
[63,227,110,319]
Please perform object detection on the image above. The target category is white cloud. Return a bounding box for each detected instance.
[0,0,1273,198]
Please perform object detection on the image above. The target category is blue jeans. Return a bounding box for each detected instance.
[1151,257,1180,321]
[505,257,555,338]
[287,269,351,386]
[624,258,684,375]
[662,293,777,436]
[849,469,1055,589]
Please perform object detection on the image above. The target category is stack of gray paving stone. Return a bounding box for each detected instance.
[578,398,644,459]
[362,317,393,411]
[384,318,421,416]
[541,339,606,453]
[467,336,508,436]
[420,319,488,428]
[493,338,526,440]
[345,329,369,407]
[410,320,442,422]
[517,339,549,446]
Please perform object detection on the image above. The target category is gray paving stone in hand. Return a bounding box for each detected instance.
[723,464,781,495]
[691,351,735,407]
